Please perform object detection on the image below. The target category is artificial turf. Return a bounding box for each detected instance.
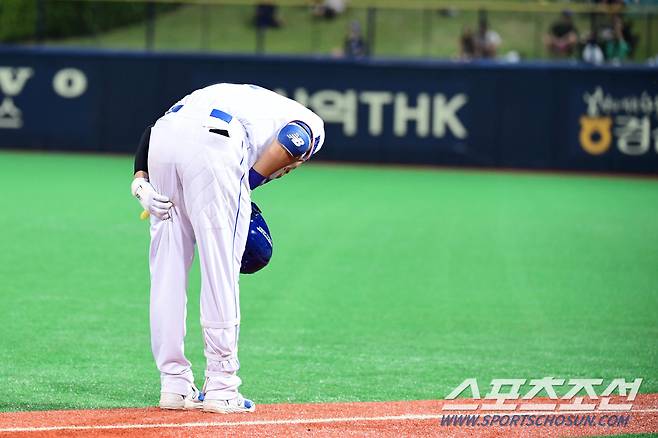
[0,151,656,412]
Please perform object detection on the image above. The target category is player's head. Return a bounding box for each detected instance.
[240,202,273,274]
[277,118,324,162]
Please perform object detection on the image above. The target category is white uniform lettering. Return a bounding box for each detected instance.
[394,92,430,137]
[360,91,393,136]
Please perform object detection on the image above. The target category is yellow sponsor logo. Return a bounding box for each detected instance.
[579,116,612,155]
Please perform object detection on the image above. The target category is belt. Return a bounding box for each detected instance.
[168,104,233,124]
[167,104,235,137]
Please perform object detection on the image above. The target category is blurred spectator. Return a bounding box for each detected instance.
[545,10,579,58]
[599,14,638,61]
[458,15,501,60]
[604,15,631,62]
[621,18,638,57]
[459,26,476,60]
[254,2,282,29]
[344,20,368,58]
[312,0,346,20]
[581,33,604,65]
[474,18,501,59]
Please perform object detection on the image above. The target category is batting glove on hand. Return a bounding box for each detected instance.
[131,178,172,220]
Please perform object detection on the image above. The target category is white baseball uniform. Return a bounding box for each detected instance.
[147,83,324,400]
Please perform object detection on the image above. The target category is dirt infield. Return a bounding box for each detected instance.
[1,394,656,437]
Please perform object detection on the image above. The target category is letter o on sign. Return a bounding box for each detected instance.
[53,68,87,98]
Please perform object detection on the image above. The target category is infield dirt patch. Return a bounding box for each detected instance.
[1,394,656,437]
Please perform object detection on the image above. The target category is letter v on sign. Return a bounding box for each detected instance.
[0,67,34,97]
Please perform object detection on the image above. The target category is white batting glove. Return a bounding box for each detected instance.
[131,178,172,220]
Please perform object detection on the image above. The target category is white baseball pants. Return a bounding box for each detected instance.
[146,109,251,400]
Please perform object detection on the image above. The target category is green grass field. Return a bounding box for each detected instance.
[0,151,657,412]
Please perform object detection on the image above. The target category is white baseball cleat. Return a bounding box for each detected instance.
[203,394,256,414]
[159,386,204,410]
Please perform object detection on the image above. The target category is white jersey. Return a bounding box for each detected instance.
[170,83,325,167]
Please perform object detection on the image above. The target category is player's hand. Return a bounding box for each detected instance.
[131,178,172,220]
[269,161,303,180]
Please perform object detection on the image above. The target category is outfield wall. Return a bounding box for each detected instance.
[0,46,656,173]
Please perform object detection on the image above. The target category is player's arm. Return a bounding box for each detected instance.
[133,124,152,178]
[249,121,313,190]
[249,140,301,187]
[130,124,173,220]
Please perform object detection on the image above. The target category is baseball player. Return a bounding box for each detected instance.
[131,83,325,413]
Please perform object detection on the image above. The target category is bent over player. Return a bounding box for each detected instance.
[131,83,325,413]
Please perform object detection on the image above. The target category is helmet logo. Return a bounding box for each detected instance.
[257,226,273,246]
[287,132,305,147]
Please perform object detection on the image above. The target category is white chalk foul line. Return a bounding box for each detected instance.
[1,409,657,433]
[5,415,440,433]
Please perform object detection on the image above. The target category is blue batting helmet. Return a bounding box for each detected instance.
[240,202,273,274]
